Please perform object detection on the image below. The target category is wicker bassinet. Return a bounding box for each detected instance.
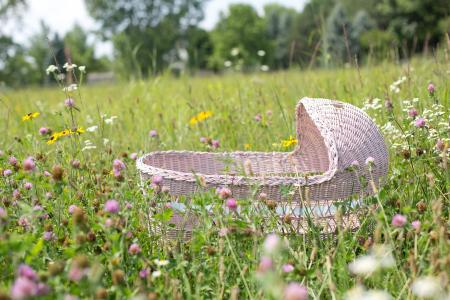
[137,98,389,238]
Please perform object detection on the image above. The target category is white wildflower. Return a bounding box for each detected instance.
[103,138,109,145]
[62,84,78,92]
[154,259,169,266]
[86,125,98,132]
[411,276,442,298]
[371,245,395,268]
[46,65,58,75]
[263,233,280,254]
[79,65,86,72]
[151,270,161,278]
[63,62,77,71]
[345,285,392,300]
[224,60,232,68]
[348,255,379,276]
[257,50,266,57]
[104,116,118,124]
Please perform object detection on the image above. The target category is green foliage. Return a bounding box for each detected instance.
[209,4,271,71]
[85,0,208,77]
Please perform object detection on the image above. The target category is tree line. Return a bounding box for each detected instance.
[0,0,449,87]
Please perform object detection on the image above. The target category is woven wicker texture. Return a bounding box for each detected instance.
[137,97,389,238]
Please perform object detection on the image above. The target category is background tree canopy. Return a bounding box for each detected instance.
[0,0,449,87]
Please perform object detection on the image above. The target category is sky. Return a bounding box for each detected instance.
[7,0,307,57]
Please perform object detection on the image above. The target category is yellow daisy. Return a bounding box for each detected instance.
[22,112,40,121]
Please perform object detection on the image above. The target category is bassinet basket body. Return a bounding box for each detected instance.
[137,98,389,236]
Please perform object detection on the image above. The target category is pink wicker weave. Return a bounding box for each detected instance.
[137,98,389,238]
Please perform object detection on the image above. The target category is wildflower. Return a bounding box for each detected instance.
[392,214,407,227]
[59,129,71,137]
[22,112,40,121]
[224,60,232,67]
[257,50,266,57]
[257,256,273,273]
[211,140,220,149]
[24,182,33,190]
[345,286,392,300]
[62,84,78,92]
[284,282,308,300]
[226,198,238,211]
[435,139,445,151]
[244,143,251,150]
[63,62,77,71]
[218,227,228,237]
[427,83,435,94]
[45,192,52,199]
[365,157,375,166]
[152,175,163,186]
[39,127,49,135]
[189,111,213,125]
[254,113,262,122]
[411,276,441,298]
[18,264,38,281]
[46,133,59,145]
[128,243,141,255]
[139,268,149,278]
[69,160,80,169]
[46,64,58,74]
[64,98,75,108]
[149,129,158,138]
[13,189,21,199]
[9,156,18,166]
[151,270,162,278]
[411,220,421,232]
[72,127,85,135]
[3,169,12,176]
[282,264,295,273]
[113,159,125,171]
[68,266,86,282]
[348,255,378,276]
[216,187,232,199]
[350,160,360,168]
[104,200,120,214]
[414,118,426,128]
[104,116,117,124]
[261,65,270,72]
[130,153,138,160]
[263,233,280,254]
[78,65,86,72]
[11,276,38,299]
[0,207,7,219]
[154,259,169,266]
[43,231,55,241]
[43,171,51,177]
[86,125,98,132]
[23,157,36,171]
[408,108,418,118]
[281,136,297,148]
[51,165,64,181]
[200,136,208,144]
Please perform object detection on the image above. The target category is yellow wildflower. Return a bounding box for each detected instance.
[22,112,40,121]
[244,143,252,150]
[59,129,71,137]
[281,135,298,148]
[70,127,85,135]
[46,133,60,145]
[189,111,213,125]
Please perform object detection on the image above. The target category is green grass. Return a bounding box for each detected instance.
[0,57,448,299]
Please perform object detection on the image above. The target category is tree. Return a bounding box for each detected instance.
[64,24,107,72]
[264,4,297,69]
[289,0,334,68]
[209,4,270,71]
[324,3,355,65]
[0,36,34,87]
[85,0,208,78]
[376,0,450,55]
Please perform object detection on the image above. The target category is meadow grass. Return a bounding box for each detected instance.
[0,57,448,299]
